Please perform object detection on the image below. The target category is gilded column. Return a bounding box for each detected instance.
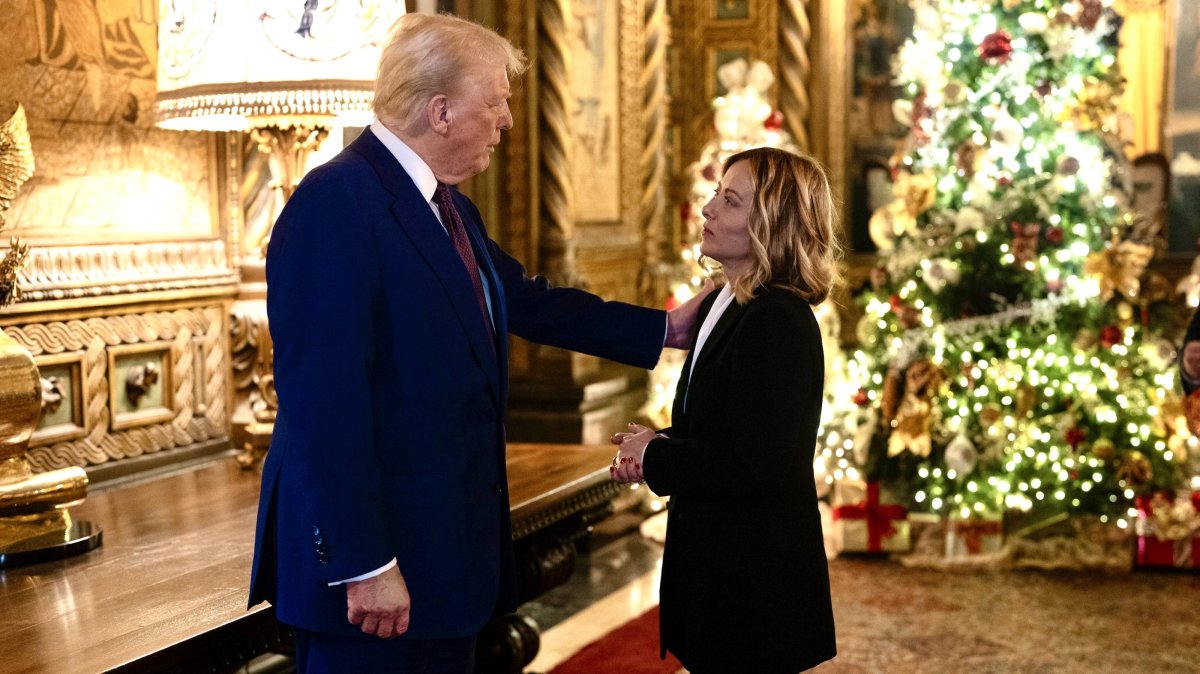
[536,0,577,286]
[639,0,670,303]
[779,0,813,150]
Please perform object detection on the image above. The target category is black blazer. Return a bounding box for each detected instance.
[643,285,836,673]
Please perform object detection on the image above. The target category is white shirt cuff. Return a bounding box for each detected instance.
[327,558,397,586]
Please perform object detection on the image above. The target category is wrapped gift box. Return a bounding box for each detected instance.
[1134,492,1200,571]
[831,481,910,553]
[945,512,1003,557]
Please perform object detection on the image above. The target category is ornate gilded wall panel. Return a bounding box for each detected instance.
[1,1,237,307]
[498,0,671,376]
[2,304,230,473]
[669,0,780,180]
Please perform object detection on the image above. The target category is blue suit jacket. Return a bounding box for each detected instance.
[247,130,665,638]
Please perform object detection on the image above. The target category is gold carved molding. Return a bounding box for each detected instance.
[2,305,229,472]
[14,241,238,304]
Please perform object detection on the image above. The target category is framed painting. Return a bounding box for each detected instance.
[107,342,176,431]
[31,351,89,447]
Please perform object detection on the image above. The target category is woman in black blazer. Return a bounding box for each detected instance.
[612,147,840,673]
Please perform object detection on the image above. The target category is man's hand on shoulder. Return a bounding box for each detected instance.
[346,565,411,638]
[665,279,716,349]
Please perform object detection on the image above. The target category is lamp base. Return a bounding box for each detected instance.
[0,518,102,569]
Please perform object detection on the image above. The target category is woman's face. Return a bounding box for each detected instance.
[700,160,754,277]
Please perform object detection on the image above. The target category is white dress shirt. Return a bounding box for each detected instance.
[684,284,736,410]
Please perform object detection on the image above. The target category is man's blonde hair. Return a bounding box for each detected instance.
[720,147,842,305]
[374,13,528,133]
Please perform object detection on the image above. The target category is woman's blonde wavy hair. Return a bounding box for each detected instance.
[719,147,842,305]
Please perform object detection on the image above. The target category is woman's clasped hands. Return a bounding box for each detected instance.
[609,422,655,484]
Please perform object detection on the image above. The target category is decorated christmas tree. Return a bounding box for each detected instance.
[819,0,1194,534]
[644,59,845,429]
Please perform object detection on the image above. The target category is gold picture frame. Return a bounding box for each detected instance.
[31,351,89,447]
[107,342,176,431]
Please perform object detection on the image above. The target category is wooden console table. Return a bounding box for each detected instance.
[0,444,622,673]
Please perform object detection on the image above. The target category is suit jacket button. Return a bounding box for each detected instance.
[493,483,503,494]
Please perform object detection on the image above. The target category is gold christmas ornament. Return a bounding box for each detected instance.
[1073,328,1098,353]
[978,404,1003,430]
[1114,450,1152,488]
[868,171,938,251]
[881,366,902,425]
[1058,77,1120,133]
[1090,437,1115,461]
[1083,236,1154,302]
[886,360,944,458]
[1015,385,1038,418]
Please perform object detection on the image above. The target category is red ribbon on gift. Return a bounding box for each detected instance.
[832,482,907,552]
[950,518,1003,554]
[1136,536,1200,569]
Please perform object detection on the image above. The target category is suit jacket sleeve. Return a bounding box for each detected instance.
[1182,308,1200,395]
[464,201,665,369]
[642,296,818,498]
[266,166,395,582]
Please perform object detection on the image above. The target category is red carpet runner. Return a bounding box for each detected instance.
[548,606,683,674]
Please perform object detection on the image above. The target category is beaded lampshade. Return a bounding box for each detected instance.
[155,1,407,131]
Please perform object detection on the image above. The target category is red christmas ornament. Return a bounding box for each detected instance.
[1076,0,1102,31]
[1045,226,1064,244]
[852,388,870,406]
[763,110,784,131]
[1065,427,1086,448]
[1099,325,1122,348]
[888,294,903,311]
[665,295,679,311]
[997,175,1013,187]
[978,30,1014,64]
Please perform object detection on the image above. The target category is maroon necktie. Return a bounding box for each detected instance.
[433,183,495,341]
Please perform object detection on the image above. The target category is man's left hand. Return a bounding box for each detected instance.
[665,279,716,349]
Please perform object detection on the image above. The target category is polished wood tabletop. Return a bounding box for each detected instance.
[0,443,617,674]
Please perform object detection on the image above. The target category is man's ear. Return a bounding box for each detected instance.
[427,94,451,135]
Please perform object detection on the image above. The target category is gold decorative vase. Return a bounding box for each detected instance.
[0,330,100,567]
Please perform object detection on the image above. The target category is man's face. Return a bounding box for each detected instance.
[442,63,512,182]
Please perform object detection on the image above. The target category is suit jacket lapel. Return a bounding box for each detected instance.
[349,131,501,404]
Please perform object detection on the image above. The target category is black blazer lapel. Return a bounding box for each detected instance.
[670,289,721,428]
[348,131,501,403]
[688,294,745,379]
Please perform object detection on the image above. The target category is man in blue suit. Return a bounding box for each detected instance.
[247,12,708,673]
